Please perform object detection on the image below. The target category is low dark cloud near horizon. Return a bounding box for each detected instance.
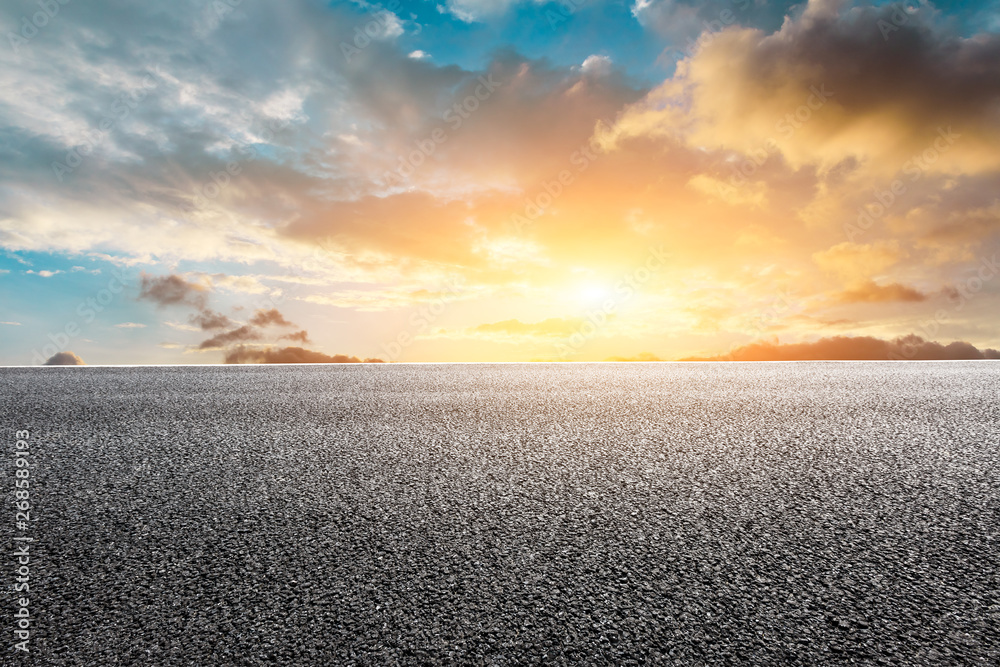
[43,351,86,366]
[138,273,366,361]
[685,335,1000,361]
[198,325,262,350]
[200,307,305,350]
[224,346,384,364]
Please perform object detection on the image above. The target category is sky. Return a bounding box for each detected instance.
[1,0,999,364]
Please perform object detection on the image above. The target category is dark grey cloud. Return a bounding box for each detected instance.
[189,309,234,331]
[138,274,206,308]
[223,346,384,364]
[248,308,294,327]
[136,274,335,359]
[198,325,261,350]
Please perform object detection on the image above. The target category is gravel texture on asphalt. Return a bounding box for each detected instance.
[1,362,998,666]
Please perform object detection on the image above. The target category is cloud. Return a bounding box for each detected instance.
[1,321,22,326]
[2,0,999,362]
[439,0,533,22]
[223,346,384,364]
[114,322,147,329]
[205,274,271,295]
[834,281,927,304]
[471,317,586,337]
[580,55,613,77]
[685,334,1000,361]
[141,273,241,336]
[138,274,207,308]
[280,330,311,343]
[248,308,295,327]
[189,309,234,331]
[198,325,262,350]
[43,351,86,365]
[26,270,62,277]
[630,0,705,40]
[607,0,1000,176]
[139,273,327,360]
[813,241,905,281]
[164,321,202,333]
[687,173,767,207]
[301,282,469,312]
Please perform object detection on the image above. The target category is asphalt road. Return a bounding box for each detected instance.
[1,362,998,665]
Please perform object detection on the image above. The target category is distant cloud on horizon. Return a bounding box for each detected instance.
[684,335,1000,362]
[224,346,385,364]
[43,351,86,366]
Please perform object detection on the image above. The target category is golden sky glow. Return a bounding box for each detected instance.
[1,0,999,364]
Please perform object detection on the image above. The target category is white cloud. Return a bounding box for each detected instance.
[629,0,703,40]
[165,321,200,332]
[580,55,613,76]
[440,0,542,22]
[114,322,147,328]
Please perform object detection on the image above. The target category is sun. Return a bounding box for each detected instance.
[574,282,612,304]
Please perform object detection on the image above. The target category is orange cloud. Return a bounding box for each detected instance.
[605,0,1000,176]
[834,281,927,304]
